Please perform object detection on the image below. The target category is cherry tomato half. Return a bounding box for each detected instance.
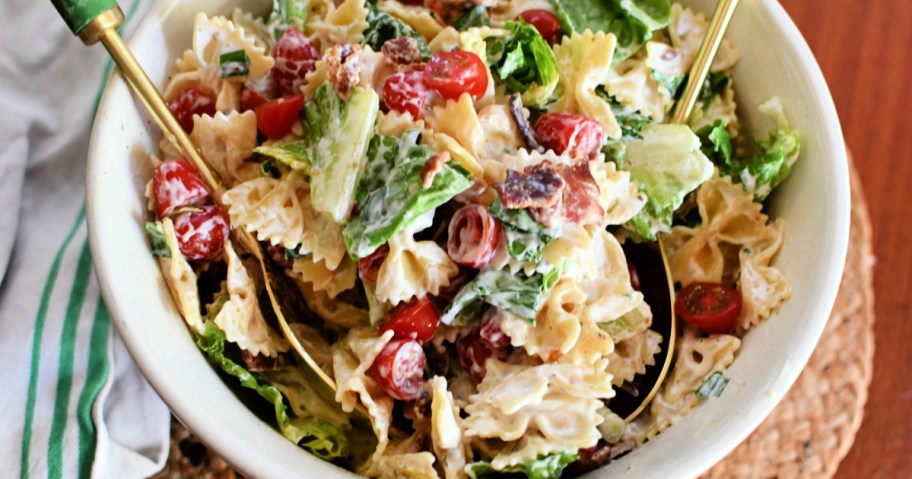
[369,339,426,400]
[674,282,742,334]
[533,112,606,160]
[168,87,216,133]
[254,94,304,139]
[152,159,210,218]
[517,9,563,45]
[383,69,430,119]
[358,244,390,287]
[272,28,321,97]
[426,50,489,101]
[379,296,440,344]
[447,204,501,268]
[171,204,230,261]
[457,329,508,381]
[240,87,269,112]
[479,309,510,348]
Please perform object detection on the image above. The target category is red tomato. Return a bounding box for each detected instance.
[171,204,230,261]
[674,282,742,334]
[272,28,321,96]
[479,309,510,348]
[240,87,269,112]
[533,112,606,160]
[151,159,210,218]
[426,50,489,101]
[369,339,426,400]
[254,95,304,139]
[168,87,216,133]
[379,297,440,344]
[518,9,563,45]
[447,204,501,268]
[457,329,508,381]
[358,244,390,286]
[383,69,430,119]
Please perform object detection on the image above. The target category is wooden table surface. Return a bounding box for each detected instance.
[776,1,912,477]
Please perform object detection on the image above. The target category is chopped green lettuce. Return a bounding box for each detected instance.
[700,72,730,101]
[480,21,559,107]
[441,268,560,325]
[697,99,800,201]
[489,197,559,263]
[651,69,685,99]
[268,0,309,38]
[253,140,312,172]
[363,3,431,60]
[549,0,669,62]
[596,88,652,140]
[620,124,714,240]
[342,130,473,259]
[302,83,379,222]
[466,451,579,479]
[695,371,730,401]
[144,221,170,257]
[195,321,349,460]
[453,6,491,31]
[260,159,282,178]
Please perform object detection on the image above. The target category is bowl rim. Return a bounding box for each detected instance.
[86,0,850,476]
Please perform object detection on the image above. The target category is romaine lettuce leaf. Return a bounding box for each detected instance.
[489,197,559,263]
[441,268,561,324]
[696,119,733,167]
[620,124,713,240]
[363,2,431,60]
[342,130,473,259]
[466,451,579,479]
[549,0,663,62]
[303,83,379,222]
[268,0,309,38]
[195,320,349,460]
[253,140,312,172]
[144,221,170,257]
[453,6,491,31]
[483,21,559,107]
[596,88,652,140]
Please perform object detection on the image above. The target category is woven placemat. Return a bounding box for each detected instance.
[153,162,875,479]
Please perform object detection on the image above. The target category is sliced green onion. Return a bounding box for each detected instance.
[219,49,249,78]
[695,371,730,401]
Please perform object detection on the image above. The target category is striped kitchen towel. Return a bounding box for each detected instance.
[0,0,171,477]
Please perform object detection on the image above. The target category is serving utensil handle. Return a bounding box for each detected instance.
[50,0,119,37]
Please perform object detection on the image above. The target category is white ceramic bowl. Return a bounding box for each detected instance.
[87,0,850,476]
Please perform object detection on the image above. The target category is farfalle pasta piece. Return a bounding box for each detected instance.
[375,226,459,305]
[428,26,460,54]
[307,0,369,44]
[666,176,787,291]
[627,327,740,443]
[230,7,272,50]
[552,30,621,139]
[668,4,740,73]
[426,93,486,160]
[222,174,305,249]
[159,218,204,333]
[477,104,524,161]
[589,160,646,226]
[290,255,357,300]
[429,376,469,479]
[213,240,290,357]
[378,0,443,40]
[604,57,672,122]
[605,329,662,387]
[580,230,644,325]
[191,110,259,187]
[463,360,613,469]
[192,13,274,79]
[738,237,793,332]
[332,328,395,461]
[689,78,739,135]
[359,431,438,478]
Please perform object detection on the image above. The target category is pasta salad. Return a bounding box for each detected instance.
[144,0,800,476]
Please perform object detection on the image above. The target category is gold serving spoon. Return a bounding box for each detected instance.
[50,0,343,408]
[613,0,741,422]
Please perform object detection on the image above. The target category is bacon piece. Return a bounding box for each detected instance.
[494,161,565,210]
[421,151,450,188]
[382,37,423,66]
[508,93,543,152]
[423,0,473,25]
[326,43,362,98]
[528,161,603,228]
[563,439,636,477]
[241,351,291,372]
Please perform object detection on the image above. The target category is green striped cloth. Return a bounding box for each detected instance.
[0,0,170,477]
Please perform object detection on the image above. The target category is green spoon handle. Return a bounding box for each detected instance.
[50,0,119,36]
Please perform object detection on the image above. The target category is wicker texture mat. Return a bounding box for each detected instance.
[154,163,874,479]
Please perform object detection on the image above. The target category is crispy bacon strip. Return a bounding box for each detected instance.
[494,161,565,210]
[382,37,423,66]
[421,151,450,188]
[508,93,543,152]
[326,43,362,98]
[240,351,291,372]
